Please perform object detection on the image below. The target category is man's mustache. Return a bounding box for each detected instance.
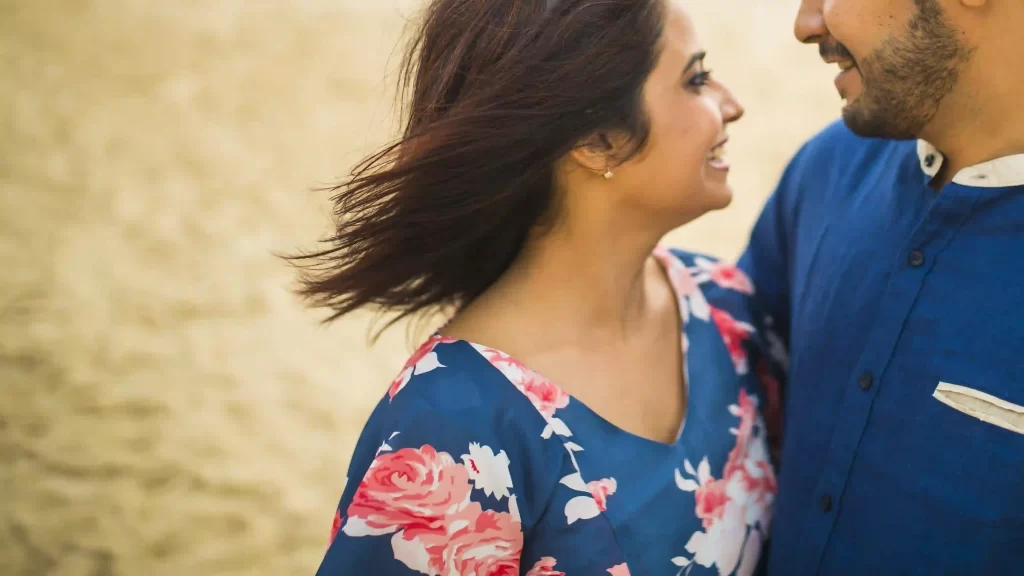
[820,40,855,63]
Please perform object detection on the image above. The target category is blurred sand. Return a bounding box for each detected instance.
[0,1,838,574]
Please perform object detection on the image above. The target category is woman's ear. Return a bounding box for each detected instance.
[568,131,629,176]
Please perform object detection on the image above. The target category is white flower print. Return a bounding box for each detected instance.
[559,472,617,524]
[461,443,514,501]
[690,257,755,296]
[388,337,457,400]
[375,431,401,456]
[653,246,712,353]
[560,472,600,524]
[762,314,790,371]
[673,389,777,575]
[710,307,756,376]
[655,247,712,324]
[468,344,614,528]
[564,495,602,525]
[508,494,521,523]
[562,442,584,475]
[470,343,573,440]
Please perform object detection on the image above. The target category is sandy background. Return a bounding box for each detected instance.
[1,1,838,574]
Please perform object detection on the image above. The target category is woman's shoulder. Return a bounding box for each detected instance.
[321,337,574,573]
[383,337,572,437]
[656,246,786,460]
[341,337,571,522]
[654,244,756,316]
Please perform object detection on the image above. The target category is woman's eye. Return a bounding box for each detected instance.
[688,70,713,88]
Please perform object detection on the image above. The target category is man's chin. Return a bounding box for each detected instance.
[841,103,918,141]
[841,107,882,138]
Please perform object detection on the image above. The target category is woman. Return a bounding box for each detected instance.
[298,0,783,574]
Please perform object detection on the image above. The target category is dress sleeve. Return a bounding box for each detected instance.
[315,349,564,576]
[316,409,524,575]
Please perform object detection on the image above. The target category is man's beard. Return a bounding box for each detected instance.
[829,0,974,140]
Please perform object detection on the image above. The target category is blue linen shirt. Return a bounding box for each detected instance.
[740,121,1024,575]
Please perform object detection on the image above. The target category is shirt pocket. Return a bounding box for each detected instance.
[933,381,1024,436]
[903,371,1024,525]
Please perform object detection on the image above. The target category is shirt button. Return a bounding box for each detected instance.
[908,250,925,268]
[858,373,874,391]
[820,494,833,513]
[924,154,937,168]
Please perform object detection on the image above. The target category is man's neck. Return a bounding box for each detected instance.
[927,116,1024,189]
[924,41,1024,188]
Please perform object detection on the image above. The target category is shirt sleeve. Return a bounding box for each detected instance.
[315,362,563,576]
[738,160,800,356]
[737,147,813,463]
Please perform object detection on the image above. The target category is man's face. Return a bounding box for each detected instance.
[794,0,973,140]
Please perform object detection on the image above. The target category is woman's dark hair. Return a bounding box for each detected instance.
[291,0,665,331]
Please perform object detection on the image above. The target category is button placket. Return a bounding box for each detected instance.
[908,250,926,268]
[798,205,957,572]
[819,494,834,513]
[796,184,986,574]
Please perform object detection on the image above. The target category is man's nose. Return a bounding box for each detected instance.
[794,0,827,44]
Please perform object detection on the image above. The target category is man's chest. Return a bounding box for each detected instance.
[784,184,1024,547]
[787,184,1024,396]
[769,179,1024,574]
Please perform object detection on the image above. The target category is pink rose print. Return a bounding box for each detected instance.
[607,563,632,576]
[345,445,471,543]
[693,477,729,530]
[519,372,571,419]
[587,478,618,512]
[329,509,343,544]
[441,502,523,576]
[674,389,778,575]
[724,390,778,505]
[343,444,524,575]
[388,336,456,400]
[526,557,566,576]
[653,246,712,326]
[757,358,783,460]
[656,247,702,297]
[694,257,755,295]
[475,345,522,369]
[710,307,756,375]
[473,344,570,420]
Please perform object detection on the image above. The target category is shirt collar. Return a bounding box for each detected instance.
[917,140,1024,188]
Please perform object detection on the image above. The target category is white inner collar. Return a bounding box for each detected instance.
[917,141,1024,188]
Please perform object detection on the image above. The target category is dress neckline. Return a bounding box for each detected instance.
[435,245,698,450]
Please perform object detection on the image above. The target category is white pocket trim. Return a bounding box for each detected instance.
[933,382,1024,435]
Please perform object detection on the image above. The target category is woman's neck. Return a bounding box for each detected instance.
[445,205,672,350]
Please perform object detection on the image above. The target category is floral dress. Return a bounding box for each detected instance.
[316,248,784,576]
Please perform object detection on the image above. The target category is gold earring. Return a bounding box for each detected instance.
[603,169,614,180]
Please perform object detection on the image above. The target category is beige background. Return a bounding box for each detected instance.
[0,1,838,574]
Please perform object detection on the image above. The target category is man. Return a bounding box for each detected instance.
[741,0,1024,573]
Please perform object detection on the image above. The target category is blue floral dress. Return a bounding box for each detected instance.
[316,248,784,576]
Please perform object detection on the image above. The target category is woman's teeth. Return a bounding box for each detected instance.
[838,60,856,71]
[707,143,729,171]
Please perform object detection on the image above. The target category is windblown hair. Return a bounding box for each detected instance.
[290,0,664,331]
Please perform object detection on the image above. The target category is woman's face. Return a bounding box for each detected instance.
[616,0,745,223]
